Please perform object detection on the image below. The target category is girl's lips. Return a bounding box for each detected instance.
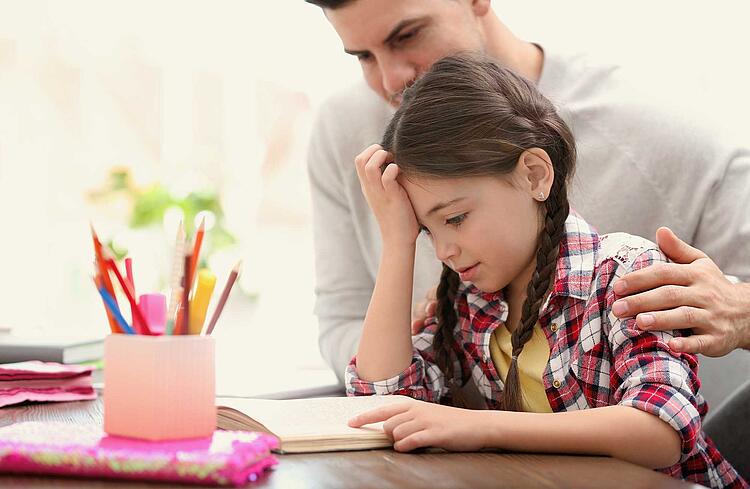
[458,263,479,281]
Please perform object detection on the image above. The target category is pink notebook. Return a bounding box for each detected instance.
[0,361,96,408]
[0,422,278,486]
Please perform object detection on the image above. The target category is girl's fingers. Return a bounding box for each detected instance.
[390,418,424,443]
[354,144,383,184]
[382,411,414,439]
[348,403,410,428]
[364,150,390,189]
[393,429,430,452]
[381,163,401,192]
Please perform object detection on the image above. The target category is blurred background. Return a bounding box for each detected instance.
[0,1,747,391]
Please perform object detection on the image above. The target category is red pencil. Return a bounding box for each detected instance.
[91,224,121,334]
[106,258,152,335]
[124,257,141,332]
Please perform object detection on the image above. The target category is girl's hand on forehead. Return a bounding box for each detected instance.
[348,398,488,452]
[355,144,420,247]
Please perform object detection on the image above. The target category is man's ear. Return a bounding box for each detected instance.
[470,0,492,17]
[516,148,554,201]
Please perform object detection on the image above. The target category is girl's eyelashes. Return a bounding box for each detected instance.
[446,213,467,227]
[419,213,467,235]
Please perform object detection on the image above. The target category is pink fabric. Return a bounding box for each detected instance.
[0,422,278,486]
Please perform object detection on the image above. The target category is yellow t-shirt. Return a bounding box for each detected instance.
[489,322,552,413]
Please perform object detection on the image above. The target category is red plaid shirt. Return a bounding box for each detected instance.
[347,213,746,489]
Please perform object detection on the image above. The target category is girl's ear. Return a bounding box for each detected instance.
[517,148,554,201]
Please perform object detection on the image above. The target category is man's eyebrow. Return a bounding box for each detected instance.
[343,17,427,57]
[427,197,466,216]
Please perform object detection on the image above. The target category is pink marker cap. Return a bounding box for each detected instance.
[139,293,167,335]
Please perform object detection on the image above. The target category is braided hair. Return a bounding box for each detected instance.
[381,53,576,411]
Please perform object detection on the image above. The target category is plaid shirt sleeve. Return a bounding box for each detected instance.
[607,247,703,462]
[345,315,460,403]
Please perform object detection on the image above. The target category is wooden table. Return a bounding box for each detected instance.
[0,399,702,489]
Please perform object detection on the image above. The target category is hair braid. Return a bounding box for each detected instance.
[502,164,570,412]
[433,263,463,405]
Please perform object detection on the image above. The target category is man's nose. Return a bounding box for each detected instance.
[380,58,416,100]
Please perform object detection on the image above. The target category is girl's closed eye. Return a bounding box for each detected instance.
[446,213,467,227]
[419,224,432,236]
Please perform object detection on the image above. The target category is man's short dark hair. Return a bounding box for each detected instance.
[305,0,355,8]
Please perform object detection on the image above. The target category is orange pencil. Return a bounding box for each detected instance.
[204,261,241,336]
[106,257,152,335]
[91,224,121,334]
[189,216,206,292]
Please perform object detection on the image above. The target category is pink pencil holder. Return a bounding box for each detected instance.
[104,334,215,441]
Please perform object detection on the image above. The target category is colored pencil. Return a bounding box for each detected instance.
[106,257,152,335]
[189,216,206,292]
[190,269,216,335]
[204,261,241,336]
[90,224,121,334]
[166,222,185,335]
[178,252,192,335]
[93,276,135,335]
[124,257,141,332]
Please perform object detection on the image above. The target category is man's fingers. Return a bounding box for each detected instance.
[614,262,692,296]
[635,306,708,331]
[656,227,707,265]
[348,403,410,428]
[613,284,697,318]
[669,334,715,356]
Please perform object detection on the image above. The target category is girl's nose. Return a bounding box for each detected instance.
[435,240,459,262]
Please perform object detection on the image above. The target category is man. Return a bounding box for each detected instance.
[304,0,750,385]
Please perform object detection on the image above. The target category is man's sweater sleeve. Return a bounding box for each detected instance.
[307,100,374,384]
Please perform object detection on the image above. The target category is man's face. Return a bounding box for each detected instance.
[326,0,486,107]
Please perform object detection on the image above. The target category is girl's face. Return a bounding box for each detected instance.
[402,172,543,296]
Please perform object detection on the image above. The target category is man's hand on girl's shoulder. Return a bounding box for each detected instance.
[612,227,750,357]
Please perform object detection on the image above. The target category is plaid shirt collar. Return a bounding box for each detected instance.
[466,212,599,307]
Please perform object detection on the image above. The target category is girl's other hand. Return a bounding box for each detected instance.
[355,144,420,246]
[348,399,488,452]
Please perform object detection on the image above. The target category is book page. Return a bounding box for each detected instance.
[217,395,414,439]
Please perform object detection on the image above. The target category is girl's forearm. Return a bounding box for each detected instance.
[481,405,681,468]
[356,243,416,381]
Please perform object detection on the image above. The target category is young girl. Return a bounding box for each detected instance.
[345,54,746,488]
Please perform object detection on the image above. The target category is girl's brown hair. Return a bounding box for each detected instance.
[382,53,576,412]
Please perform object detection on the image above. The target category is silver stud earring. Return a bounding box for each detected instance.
[537,191,545,201]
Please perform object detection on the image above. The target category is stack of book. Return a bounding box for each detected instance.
[0,332,104,364]
[0,361,97,408]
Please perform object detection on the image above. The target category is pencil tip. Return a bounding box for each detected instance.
[233,260,242,273]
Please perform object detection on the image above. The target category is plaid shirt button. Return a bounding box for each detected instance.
[553,379,561,388]
[550,323,559,333]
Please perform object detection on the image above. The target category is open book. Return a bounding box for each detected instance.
[216,395,413,453]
